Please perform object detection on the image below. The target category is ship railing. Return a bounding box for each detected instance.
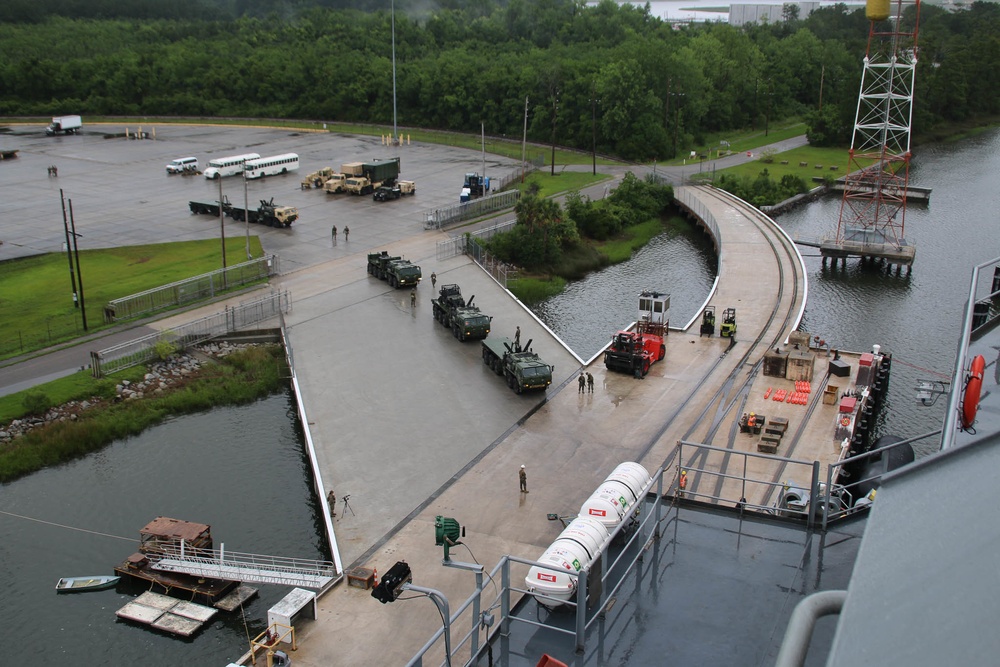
[675,440,824,527]
[821,429,943,529]
[406,468,667,666]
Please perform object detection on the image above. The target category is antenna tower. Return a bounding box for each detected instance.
[834,0,921,261]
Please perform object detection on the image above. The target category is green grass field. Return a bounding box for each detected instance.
[0,237,264,360]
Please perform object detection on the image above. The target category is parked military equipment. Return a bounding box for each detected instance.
[373,184,401,202]
[431,284,491,341]
[398,180,416,195]
[345,157,401,195]
[481,337,554,394]
[367,251,422,288]
[189,195,232,217]
[301,166,335,189]
[228,198,298,228]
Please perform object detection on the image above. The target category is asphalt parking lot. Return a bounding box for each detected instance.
[0,122,520,271]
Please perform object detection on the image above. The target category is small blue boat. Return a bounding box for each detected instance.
[55,575,120,593]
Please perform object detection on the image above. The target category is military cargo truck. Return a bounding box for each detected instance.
[228,198,298,228]
[367,251,422,288]
[481,337,554,394]
[431,284,491,341]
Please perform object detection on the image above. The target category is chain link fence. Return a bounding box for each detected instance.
[104,255,280,323]
[90,290,292,377]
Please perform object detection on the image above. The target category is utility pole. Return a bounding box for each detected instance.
[244,172,251,260]
[591,91,599,176]
[219,173,227,269]
[68,199,87,331]
[521,96,528,183]
[391,0,397,144]
[60,189,78,309]
[818,64,826,112]
[550,89,558,177]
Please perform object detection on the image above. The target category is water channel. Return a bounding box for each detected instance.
[1,129,995,665]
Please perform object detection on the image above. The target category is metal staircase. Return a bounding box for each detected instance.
[149,542,337,590]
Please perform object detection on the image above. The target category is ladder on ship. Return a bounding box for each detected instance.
[149,542,337,591]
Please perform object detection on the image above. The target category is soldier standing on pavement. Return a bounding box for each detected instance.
[410,289,416,308]
[578,373,586,393]
[331,225,337,240]
[587,372,594,393]
[431,272,437,289]
[519,465,528,493]
[326,490,337,517]
[343,226,349,241]
[515,326,521,348]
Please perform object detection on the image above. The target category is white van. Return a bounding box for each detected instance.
[166,157,199,174]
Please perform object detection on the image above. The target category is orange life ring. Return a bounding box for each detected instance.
[840,416,851,428]
[961,354,986,429]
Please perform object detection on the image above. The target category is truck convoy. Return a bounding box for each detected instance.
[46,115,82,136]
[367,250,422,288]
[189,196,297,228]
[431,284,492,341]
[481,337,554,394]
[604,290,669,378]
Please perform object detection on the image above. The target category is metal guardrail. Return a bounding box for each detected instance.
[151,542,336,589]
[434,222,519,288]
[423,190,521,230]
[406,469,666,666]
[90,290,291,377]
[104,255,279,322]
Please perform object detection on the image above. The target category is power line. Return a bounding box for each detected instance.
[0,509,136,543]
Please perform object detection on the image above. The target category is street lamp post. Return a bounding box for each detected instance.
[550,89,559,177]
[591,93,600,176]
[67,199,87,331]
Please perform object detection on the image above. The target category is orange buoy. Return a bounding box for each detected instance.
[961,354,986,429]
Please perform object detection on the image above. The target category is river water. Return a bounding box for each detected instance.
[0,394,324,666]
[2,129,995,665]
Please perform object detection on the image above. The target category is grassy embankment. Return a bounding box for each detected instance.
[0,344,288,483]
[0,238,265,361]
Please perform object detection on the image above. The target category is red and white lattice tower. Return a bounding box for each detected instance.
[835,0,921,253]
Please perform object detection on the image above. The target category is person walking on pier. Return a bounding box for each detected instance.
[343,226,350,241]
[578,373,586,393]
[514,326,521,348]
[410,289,416,308]
[586,372,594,393]
[519,465,528,493]
[431,272,437,289]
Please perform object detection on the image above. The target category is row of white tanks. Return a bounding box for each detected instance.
[525,462,652,609]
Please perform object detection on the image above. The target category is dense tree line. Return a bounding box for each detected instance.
[2,1,998,160]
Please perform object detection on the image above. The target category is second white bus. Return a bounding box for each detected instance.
[244,153,300,180]
[202,152,261,179]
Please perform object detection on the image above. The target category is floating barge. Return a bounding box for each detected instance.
[116,591,217,637]
[114,517,241,605]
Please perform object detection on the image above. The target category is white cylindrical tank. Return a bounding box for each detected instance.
[554,517,609,560]
[579,488,627,528]
[605,462,651,502]
[525,540,593,609]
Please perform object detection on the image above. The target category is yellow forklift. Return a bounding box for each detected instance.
[700,306,716,337]
[720,308,737,338]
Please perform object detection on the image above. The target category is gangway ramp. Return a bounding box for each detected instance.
[150,543,337,591]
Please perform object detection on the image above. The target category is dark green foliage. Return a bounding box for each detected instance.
[0,2,996,156]
[714,170,809,207]
[21,392,51,416]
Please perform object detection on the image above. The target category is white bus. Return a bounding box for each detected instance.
[244,153,300,180]
[202,152,261,179]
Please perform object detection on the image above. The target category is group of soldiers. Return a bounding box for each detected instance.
[578,372,594,393]
[331,225,349,240]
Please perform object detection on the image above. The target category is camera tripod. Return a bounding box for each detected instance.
[341,494,355,517]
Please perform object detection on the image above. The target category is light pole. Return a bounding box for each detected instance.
[391,0,397,144]
[671,92,685,159]
[67,199,87,331]
[59,189,78,309]
[520,96,529,183]
[550,88,559,177]
[243,171,251,260]
[218,173,227,269]
[590,92,600,176]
